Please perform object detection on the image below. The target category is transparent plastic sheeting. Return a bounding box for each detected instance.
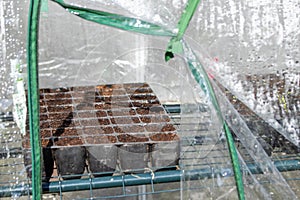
[186,0,300,147]
[0,1,27,112]
[0,0,299,147]
[211,79,297,199]
[181,42,297,199]
[61,0,186,31]
[36,0,299,146]
[0,0,299,200]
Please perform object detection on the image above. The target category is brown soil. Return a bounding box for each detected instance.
[114,125,145,133]
[54,136,83,146]
[94,103,111,110]
[43,93,72,100]
[39,100,46,106]
[132,102,158,108]
[152,115,171,123]
[50,119,74,128]
[76,111,97,118]
[24,82,181,181]
[110,101,132,108]
[85,135,117,144]
[123,82,150,89]
[96,110,107,118]
[41,139,51,147]
[40,121,50,129]
[145,124,162,132]
[110,95,129,101]
[45,99,72,106]
[97,118,110,125]
[40,114,49,121]
[26,83,179,149]
[136,108,150,115]
[113,126,124,133]
[82,127,105,135]
[161,124,176,132]
[117,134,149,143]
[79,119,101,126]
[47,105,73,112]
[39,107,47,113]
[40,129,52,138]
[131,117,140,123]
[110,117,137,124]
[101,126,114,134]
[107,109,136,116]
[47,112,72,120]
[126,87,153,94]
[140,116,151,123]
[150,133,179,141]
[53,127,79,136]
[103,96,112,102]
[82,126,114,135]
[130,94,157,100]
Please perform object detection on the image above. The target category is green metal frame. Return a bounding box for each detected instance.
[25,0,247,199]
[27,0,42,199]
[0,159,299,197]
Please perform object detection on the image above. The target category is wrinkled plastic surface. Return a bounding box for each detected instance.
[0,0,299,199]
[186,0,300,147]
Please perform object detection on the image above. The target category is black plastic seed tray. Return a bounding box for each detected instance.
[23,83,180,180]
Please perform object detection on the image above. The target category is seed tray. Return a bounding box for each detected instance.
[24,83,180,180]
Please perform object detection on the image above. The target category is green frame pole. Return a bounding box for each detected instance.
[0,159,299,197]
[183,44,245,200]
[27,0,42,199]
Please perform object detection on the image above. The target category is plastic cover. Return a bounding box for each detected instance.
[0,0,299,199]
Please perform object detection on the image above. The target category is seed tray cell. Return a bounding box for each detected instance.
[82,126,114,135]
[130,94,158,101]
[84,135,118,144]
[41,87,73,94]
[138,115,172,124]
[78,118,105,126]
[125,87,154,94]
[44,99,73,106]
[49,119,74,128]
[53,136,83,146]
[110,101,133,109]
[43,93,73,100]
[40,114,49,121]
[117,134,150,143]
[107,108,136,116]
[150,133,179,141]
[75,110,105,118]
[110,116,140,124]
[131,101,160,108]
[40,121,51,129]
[46,105,73,112]
[44,112,73,120]
[52,127,82,136]
[113,125,145,133]
[24,83,180,179]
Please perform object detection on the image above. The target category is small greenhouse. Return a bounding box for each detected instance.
[0,0,299,199]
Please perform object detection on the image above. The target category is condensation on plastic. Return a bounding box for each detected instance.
[0,1,29,199]
[0,1,28,112]
[36,1,244,199]
[185,0,300,146]
[211,77,297,199]
[62,0,186,32]
[1,0,299,199]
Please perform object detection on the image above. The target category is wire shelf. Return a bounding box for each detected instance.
[0,104,299,199]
